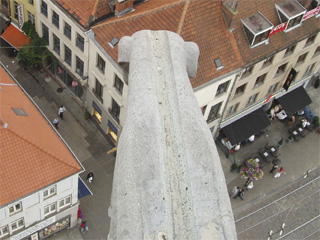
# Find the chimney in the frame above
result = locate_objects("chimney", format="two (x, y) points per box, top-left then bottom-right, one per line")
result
(115, 0), (135, 17)
(221, 0), (239, 32)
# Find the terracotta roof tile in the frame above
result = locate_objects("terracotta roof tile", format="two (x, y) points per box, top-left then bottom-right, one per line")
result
(92, 0), (244, 88)
(232, 0), (320, 65)
(0, 67), (82, 206)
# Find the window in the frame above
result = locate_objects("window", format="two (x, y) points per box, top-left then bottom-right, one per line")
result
(304, 63), (315, 75)
(1, 0), (9, 10)
(41, 1), (48, 17)
(28, 0), (34, 5)
(207, 102), (222, 122)
(216, 80), (230, 96)
(111, 99), (120, 120)
(241, 12), (272, 47)
(53, 34), (60, 55)
(59, 196), (71, 209)
(43, 185), (56, 199)
(201, 105), (207, 115)
(247, 93), (258, 104)
(286, 15), (303, 30)
(0, 225), (9, 238)
(52, 11), (59, 28)
(276, 63), (287, 75)
(42, 23), (49, 44)
(65, 45), (71, 66)
(228, 103), (239, 114)
(254, 73), (266, 87)
(284, 44), (296, 56)
(314, 46), (320, 57)
(10, 218), (24, 232)
(44, 203), (56, 216)
(9, 202), (22, 215)
(235, 84), (247, 95)
(262, 55), (274, 67)
(64, 22), (71, 40)
(305, 34), (316, 46)
(268, 82), (279, 93)
(214, 58), (224, 70)
(76, 33), (84, 52)
(296, 52), (308, 65)
(76, 56), (84, 77)
(14, 1), (18, 19)
(97, 54), (105, 73)
(241, 66), (253, 78)
(114, 75), (123, 95)
(95, 79), (103, 101)
(27, 11), (35, 24)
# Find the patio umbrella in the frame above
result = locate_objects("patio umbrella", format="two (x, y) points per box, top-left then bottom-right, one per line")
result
(272, 159), (281, 165)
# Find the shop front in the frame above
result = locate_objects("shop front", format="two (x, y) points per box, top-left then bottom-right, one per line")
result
(107, 120), (118, 143)
(11, 216), (70, 240)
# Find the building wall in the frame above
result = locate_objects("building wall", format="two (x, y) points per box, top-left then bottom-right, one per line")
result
(0, 174), (79, 239)
(9, 0), (37, 29)
(224, 32), (320, 123)
(36, 0), (89, 98)
(85, 31), (128, 144)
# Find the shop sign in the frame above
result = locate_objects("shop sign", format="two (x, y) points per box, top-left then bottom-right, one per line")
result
(17, 5), (24, 29)
(283, 68), (297, 91)
(11, 216), (55, 240)
(269, 22), (287, 37)
(265, 94), (274, 103)
(302, 6), (320, 21)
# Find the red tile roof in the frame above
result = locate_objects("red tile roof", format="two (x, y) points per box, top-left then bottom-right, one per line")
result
(92, 0), (244, 88)
(56, 0), (112, 27)
(231, 0), (320, 66)
(0, 67), (82, 206)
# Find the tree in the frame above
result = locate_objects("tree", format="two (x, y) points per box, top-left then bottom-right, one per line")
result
(16, 21), (52, 70)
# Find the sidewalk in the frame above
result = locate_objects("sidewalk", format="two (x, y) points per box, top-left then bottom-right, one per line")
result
(1, 48), (319, 239)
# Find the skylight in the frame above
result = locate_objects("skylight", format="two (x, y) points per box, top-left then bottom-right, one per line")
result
(12, 108), (27, 116)
(214, 58), (224, 70)
(108, 37), (119, 48)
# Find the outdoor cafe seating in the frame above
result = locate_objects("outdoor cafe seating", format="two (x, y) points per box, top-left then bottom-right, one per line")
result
(258, 147), (273, 163)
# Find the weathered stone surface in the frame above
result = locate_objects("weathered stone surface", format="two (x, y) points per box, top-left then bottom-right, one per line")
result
(108, 30), (236, 240)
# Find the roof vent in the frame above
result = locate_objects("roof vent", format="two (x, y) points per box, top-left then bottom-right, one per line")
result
(108, 37), (119, 48)
(4, 123), (8, 128)
(12, 108), (28, 116)
(214, 58), (224, 70)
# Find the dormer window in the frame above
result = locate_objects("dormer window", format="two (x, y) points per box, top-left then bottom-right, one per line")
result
(276, 0), (306, 32)
(241, 12), (273, 48)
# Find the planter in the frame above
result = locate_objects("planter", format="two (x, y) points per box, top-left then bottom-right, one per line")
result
(231, 163), (238, 172)
(287, 136), (294, 143)
(278, 138), (284, 149)
(84, 111), (90, 120)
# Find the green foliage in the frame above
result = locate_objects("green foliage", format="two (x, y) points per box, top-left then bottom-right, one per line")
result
(16, 22), (49, 70)
(231, 163), (238, 171)
(278, 138), (284, 145)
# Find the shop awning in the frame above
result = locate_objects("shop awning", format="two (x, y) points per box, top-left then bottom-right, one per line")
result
(277, 86), (312, 116)
(78, 177), (93, 199)
(222, 108), (271, 145)
(0, 24), (30, 51)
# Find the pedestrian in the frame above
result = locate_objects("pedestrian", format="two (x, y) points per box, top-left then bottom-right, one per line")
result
(246, 179), (253, 191)
(58, 106), (66, 120)
(87, 172), (94, 183)
(274, 167), (284, 178)
(244, 177), (252, 187)
(231, 186), (240, 197)
(269, 164), (278, 174)
(80, 220), (89, 232)
(233, 188), (244, 200)
(53, 117), (59, 129)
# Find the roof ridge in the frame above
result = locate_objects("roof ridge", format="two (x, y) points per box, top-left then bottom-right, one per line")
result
(177, 0), (191, 35)
(93, 0), (184, 29)
(91, 0), (100, 17)
(3, 127), (81, 172)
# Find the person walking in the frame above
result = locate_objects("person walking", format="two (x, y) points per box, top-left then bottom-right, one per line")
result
(274, 167), (284, 178)
(233, 188), (244, 200)
(231, 186), (240, 197)
(53, 117), (59, 129)
(58, 106), (66, 120)
(80, 220), (89, 233)
(246, 180), (253, 191)
(87, 172), (94, 183)
(269, 164), (278, 174)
